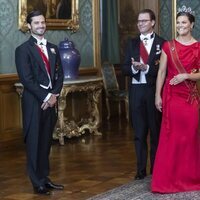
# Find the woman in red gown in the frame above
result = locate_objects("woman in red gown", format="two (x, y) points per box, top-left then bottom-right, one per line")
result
(151, 10), (200, 193)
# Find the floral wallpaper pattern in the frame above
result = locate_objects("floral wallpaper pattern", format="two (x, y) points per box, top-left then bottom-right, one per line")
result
(159, 0), (172, 40)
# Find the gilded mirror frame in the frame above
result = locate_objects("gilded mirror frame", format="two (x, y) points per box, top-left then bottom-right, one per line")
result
(79, 0), (101, 74)
(18, 0), (79, 32)
(172, 0), (177, 38)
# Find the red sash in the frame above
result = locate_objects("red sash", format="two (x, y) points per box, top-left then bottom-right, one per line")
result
(168, 40), (199, 104)
(36, 45), (51, 76)
(140, 41), (149, 64)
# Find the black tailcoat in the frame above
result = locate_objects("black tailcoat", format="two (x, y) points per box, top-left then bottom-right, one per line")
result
(122, 33), (165, 174)
(15, 36), (64, 187)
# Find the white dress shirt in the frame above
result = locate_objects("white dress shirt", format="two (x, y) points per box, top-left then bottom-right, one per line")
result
(131, 32), (155, 84)
(33, 36), (52, 102)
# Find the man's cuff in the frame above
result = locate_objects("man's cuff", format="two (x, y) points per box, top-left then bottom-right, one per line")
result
(43, 93), (52, 102)
(131, 65), (139, 74)
(144, 64), (150, 74)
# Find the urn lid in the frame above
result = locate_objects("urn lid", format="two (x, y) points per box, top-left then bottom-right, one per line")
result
(59, 38), (75, 49)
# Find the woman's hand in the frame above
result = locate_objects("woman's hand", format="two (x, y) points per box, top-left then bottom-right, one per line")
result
(155, 95), (162, 112)
(169, 73), (188, 85)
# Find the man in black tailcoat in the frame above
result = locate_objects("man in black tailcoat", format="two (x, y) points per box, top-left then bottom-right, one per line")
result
(15, 10), (64, 195)
(121, 9), (165, 180)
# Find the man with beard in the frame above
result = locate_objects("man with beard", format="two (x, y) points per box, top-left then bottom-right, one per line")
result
(15, 10), (64, 195)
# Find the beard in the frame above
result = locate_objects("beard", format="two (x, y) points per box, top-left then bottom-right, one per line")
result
(31, 28), (46, 37)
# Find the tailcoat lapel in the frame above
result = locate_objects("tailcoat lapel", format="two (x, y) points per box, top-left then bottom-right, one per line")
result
(28, 36), (48, 75)
(134, 37), (141, 61)
(148, 34), (158, 64)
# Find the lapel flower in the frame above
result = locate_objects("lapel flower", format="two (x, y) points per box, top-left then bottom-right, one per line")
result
(50, 48), (56, 54)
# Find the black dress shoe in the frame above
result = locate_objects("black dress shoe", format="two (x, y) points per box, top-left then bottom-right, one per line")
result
(45, 181), (64, 190)
(33, 186), (51, 195)
(134, 173), (146, 180)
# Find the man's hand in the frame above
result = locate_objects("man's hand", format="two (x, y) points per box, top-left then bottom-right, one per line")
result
(140, 63), (148, 71)
(41, 101), (50, 110)
(155, 95), (162, 112)
(47, 94), (58, 107)
(41, 94), (59, 110)
(131, 57), (147, 71)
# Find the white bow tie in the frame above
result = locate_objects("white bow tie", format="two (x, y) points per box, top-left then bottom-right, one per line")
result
(37, 38), (47, 46)
(140, 33), (154, 41)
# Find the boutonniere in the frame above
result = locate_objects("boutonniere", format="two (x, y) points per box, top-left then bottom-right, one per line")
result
(50, 48), (56, 54)
(156, 44), (161, 55)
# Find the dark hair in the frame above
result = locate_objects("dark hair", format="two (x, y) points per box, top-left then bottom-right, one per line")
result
(26, 10), (44, 24)
(176, 12), (195, 23)
(137, 9), (156, 21)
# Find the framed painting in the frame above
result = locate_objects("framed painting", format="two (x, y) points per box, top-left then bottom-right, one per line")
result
(18, 0), (79, 32)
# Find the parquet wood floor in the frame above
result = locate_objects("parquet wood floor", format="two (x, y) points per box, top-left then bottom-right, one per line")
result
(0, 118), (139, 200)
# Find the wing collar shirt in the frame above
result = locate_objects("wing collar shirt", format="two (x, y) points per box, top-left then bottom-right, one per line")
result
(131, 32), (155, 84)
(33, 36), (52, 102)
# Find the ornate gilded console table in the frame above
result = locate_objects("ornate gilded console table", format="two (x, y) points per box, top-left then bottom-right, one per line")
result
(14, 76), (103, 145)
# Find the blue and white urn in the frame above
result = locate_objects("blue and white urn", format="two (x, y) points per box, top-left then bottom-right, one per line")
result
(58, 38), (81, 79)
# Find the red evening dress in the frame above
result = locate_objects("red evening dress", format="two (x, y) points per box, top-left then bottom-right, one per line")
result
(151, 40), (200, 193)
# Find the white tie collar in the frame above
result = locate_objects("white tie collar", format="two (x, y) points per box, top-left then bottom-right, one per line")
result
(140, 33), (155, 41)
(37, 38), (47, 46)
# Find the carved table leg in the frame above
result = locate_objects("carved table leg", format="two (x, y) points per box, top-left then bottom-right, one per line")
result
(79, 86), (102, 135)
(90, 87), (102, 135)
(55, 88), (69, 145)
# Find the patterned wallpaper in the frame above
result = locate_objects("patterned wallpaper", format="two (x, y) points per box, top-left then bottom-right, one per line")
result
(159, 0), (172, 40)
(0, 0), (93, 74)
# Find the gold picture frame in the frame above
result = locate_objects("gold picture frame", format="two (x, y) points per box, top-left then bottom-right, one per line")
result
(80, 0), (101, 73)
(172, 0), (177, 38)
(18, 0), (79, 32)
